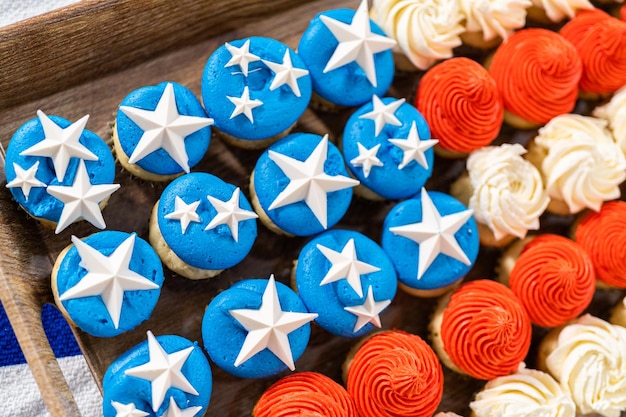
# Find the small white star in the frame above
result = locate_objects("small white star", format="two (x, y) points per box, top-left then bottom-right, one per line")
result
(111, 401), (149, 417)
(5, 161), (46, 200)
(119, 83), (214, 173)
(350, 142), (384, 178)
(389, 188), (473, 280)
(344, 286), (391, 332)
(164, 196), (201, 234)
(262, 50), (310, 97)
(388, 121), (438, 170)
(224, 39), (261, 76)
(20, 110), (98, 182)
(268, 134), (359, 229)
(359, 96), (405, 136)
(316, 238), (381, 298)
(162, 397), (202, 417)
(227, 86), (263, 123)
(46, 160), (120, 234)
(205, 187), (258, 242)
(320, 0), (396, 87)
(229, 275), (318, 370)
(125, 331), (199, 412)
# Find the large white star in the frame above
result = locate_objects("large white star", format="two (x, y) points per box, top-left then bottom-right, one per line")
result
(224, 39), (261, 76)
(316, 238), (380, 298)
(162, 397), (202, 417)
(20, 110), (98, 182)
(359, 96), (405, 136)
(164, 196), (201, 234)
(388, 121), (438, 170)
(5, 161), (46, 200)
(119, 83), (213, 173)
(389, 188), (473, 280)
(125, 331), (199, 412)
(344, 286), (391, 332)
(262, 50), (310, 97)
(229, 275), (318, 370)
(111, 401), (149, 417)
(267, 134), (359, 229)
(350, 142), (383, 178)
(320, 0), (396, 87)
(46, 160), (120, 234)
(227, 86), (263, 123)
(205, 187), (258, 242)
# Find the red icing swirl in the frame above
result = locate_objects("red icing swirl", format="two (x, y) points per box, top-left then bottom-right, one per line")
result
(253, 372), (358, 417)
(416, 57), (503, 154)
(621, 4), (626, 22)
(489, 28), (582, 125)
(575, 201), (626, 288)
(346, 331), (443, 417)
(510, 234), (596, 327)
(440, 280), (531, 380)
(560, 10), (626, 95)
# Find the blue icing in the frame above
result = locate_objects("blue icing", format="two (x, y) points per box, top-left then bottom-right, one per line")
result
(342, 97), (435, 200)
(253, 133), (354, 236)
(298, 8), (394, 107)
(295, 229), (397, 338)
(201, 37), (312, 141)
(115, 81), (211, 175)
(201, 278), (312, 379)
(55, 231), (164, 337)
(381, 191), (479, 291)
(156, 172), (257, 270)
(4, 115), (116, 223)
(102, 333), (212, 417)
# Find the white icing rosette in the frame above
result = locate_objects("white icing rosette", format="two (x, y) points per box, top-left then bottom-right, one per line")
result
(529, 0), (594, 22)
(458, 0), (531, 41)
(593, 86), (626, 157)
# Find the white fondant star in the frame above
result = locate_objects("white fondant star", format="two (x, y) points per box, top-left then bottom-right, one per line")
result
(268, 134), (359, 229)
(389, 188), (473, 280)
(227, 86), (263, 123)
(59, 234), (159, 329)
(229, 274), (318, 370)
(165, 196), (201, 234)
(111, 401), (149, 417)
(119, 83), (213, 173)
(262, 50), (309, 97)
(224, 39), (261, 76)
(205, 187), (258, 242)
(359, 96), (405, 136)
(316, 238), (380, 298)
(46, 160), (120, 234)
(344, 286), (391, 332)
(320, 0), (396, 87)
(5, 161), (46, 200)
(350, 142), (383, 178)
(163, 397), (202, 417)
(19, 110), (98, 182)
(388, 121), (438, 170)
(125, 331), (199, 412)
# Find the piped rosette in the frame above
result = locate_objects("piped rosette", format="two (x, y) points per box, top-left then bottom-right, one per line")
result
(593, 85), (626, 156)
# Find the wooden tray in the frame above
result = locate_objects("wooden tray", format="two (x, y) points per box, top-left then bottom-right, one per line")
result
(1, 1), (624, 416)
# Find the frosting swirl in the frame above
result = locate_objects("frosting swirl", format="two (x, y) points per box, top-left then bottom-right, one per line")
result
(346, 330), (444, 417)
(459, 0), (531, 41)
(416, 57), (503, 154)
(529, 0), (594, 22)
(489, 28), (582, 126)
(593, 85), (626, 156)
(621, 4), (626, 22)
(509, 234), (595, 327)
(440, 280), (532, 380)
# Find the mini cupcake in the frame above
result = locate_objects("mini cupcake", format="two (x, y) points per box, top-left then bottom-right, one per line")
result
(429, 280), (532, 380)
(250, 133), (359, 236)
(593, 85), (626, 156)
(4, 110), (119, 234)
(201, 37), (311, 149)
(610, 296), (626, 328)
(458, 0), (531, 49)
(113, 81), (213, 181)
(341, 95), (437, 200)
(526, 0), (593, 23)
(149, 172), (257, 279)
(381, 188), (479, 297)
(52, 231), (164, 337)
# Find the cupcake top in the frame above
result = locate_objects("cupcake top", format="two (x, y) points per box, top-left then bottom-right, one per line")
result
(593, 85), (626, 155)
(346, 330), (444, 417)
(529, 0), (593, 22)
(458, 0), (531, 41)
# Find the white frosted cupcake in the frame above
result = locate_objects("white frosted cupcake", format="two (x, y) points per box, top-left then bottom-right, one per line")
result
(526, 0), (594, 23)
(458, 0), (532, 48)
(593, 85), (626, 157)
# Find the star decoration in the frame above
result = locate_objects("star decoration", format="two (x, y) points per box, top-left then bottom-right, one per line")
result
(388, 121), (438, 170)
(111, 401), (149, 417)
(125, 331), (199, 412)
(224, 39), (261, 76)
(163, 397), (202, 417)
(227, 86), (263, 123)
(320, 0), (396, 87)
(46, 160), (120, 234)
(268, 134), (359, 229)
(5, 161), (46, 200)
(20, 110), (98, 182)
(165, 196), (201, 234)
(205, 187), (258, 242)
(359, 95), (405, 136)
(389, 188), (473, 280)
(316, 238), (380, 298)
(229, 274), (318, 370)
(262, 50), (309, 97)
(344, 286), (391, 332)
(350, 142), (383, 178)
(119, 83), (214, 173)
